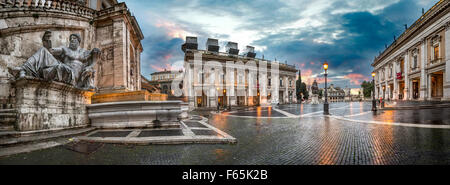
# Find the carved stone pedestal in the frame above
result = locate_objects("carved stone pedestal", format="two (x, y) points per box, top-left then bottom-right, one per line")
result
(310, 94), (320, 105)
(14, 77), (95, 131)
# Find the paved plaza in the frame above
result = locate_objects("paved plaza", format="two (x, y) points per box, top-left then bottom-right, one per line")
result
(0, 102), (449, 165)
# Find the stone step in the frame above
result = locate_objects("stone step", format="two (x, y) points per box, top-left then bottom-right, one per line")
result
(0, 125), (14, 132)
(0, 109), (16, 113)
(0, 127), (96, 147)
(1, 104), (15, 109)
(0, 109), (17, 126)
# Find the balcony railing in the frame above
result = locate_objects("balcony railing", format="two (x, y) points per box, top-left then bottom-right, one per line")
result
(0, 0), (96, 18)
(429, 57), (443, 66)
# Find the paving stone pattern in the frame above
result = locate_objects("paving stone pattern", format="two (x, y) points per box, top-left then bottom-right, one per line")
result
(137, 129), (184, 137)
(0, 102), (448, 165)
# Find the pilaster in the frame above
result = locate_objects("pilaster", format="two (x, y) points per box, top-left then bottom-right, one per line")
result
(420, 38), (427, 100)
(404, 53), (410, 100)
(444, 21), (450, 100)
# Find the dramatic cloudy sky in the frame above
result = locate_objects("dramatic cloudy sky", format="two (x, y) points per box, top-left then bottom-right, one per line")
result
(120, 0), (438, 88)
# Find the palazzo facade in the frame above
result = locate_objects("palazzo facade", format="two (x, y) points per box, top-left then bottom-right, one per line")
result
(372, 0), (450, 101)
(181, 37), (297, 109)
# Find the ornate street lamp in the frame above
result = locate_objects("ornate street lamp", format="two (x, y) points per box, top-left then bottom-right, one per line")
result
(323, 62), (329, 115)
(223, 89), (227, 109)
(372, 72), (377, 112)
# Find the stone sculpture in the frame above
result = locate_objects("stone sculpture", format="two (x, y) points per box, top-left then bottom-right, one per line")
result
(311, 80), (319, 95)
(310, 80), (320, 104)
(9, 31), (100, 90)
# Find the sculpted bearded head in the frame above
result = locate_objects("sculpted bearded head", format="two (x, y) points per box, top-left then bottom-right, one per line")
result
(69, 33), (82, 50)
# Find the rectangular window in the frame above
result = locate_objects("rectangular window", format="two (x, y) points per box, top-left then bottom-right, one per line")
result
(268, 79), (271, 86)
(434, 45), (439, 60)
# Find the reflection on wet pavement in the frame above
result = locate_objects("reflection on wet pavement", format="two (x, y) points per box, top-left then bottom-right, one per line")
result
(0, 102), (448, 165)
(332, 103), (450, 125)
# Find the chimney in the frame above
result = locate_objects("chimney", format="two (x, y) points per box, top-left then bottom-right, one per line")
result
(181, 36), (198, 52)
(206, 38), (219, 52)
(226, 42), (239, 55)
(244, 46), (256, 58)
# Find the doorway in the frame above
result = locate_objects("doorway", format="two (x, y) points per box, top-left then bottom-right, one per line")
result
(412, 79), (420, 100)
(431, 72), (443, 98)
(399, 82), (405, 100)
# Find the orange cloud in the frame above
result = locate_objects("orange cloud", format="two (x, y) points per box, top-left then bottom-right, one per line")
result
(315, 77), (332, 85)
(163, 54), (172, 62)
(343, 73), (369, 85)
(155, 20), (188, 40)
(297, 69), (319, 85)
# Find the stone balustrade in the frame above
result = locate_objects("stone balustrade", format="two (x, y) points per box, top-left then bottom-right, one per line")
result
(0, 0), (96, 18)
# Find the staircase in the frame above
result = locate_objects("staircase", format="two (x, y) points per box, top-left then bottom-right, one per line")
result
(0, 103), (16, 132)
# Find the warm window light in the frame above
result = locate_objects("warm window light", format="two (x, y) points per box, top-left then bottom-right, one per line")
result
(372, 72), (376, 77)
(323, 62), (329, 70)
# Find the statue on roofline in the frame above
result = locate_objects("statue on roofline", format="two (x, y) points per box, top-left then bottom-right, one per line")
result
(9, 30), (100, 90)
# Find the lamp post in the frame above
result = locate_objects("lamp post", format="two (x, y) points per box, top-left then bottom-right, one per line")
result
(217, 87), (220, 113)
(372, 72), (377, 112)
(223, 89), (227, 109)
(323, 62), (329, 115)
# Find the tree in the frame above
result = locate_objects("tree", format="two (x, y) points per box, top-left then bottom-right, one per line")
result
(361, 81), (374, 98)
(301, 82), (309, 100)
(296, 70), (310, 101)
(296, 70), (302, 101)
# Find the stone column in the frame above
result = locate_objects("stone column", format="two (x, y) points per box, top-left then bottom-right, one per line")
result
(185, 64), (195, 109)
(420, 38), (428, 100)
(209, 88), (216, 108)
(404, 53), (410, 100)
(271, 63), (280, 105)
(284, 76), (289, 103)
(444, 22), (450, 100)
(393, 61), (398, 100)
(385, 66), (389, 99)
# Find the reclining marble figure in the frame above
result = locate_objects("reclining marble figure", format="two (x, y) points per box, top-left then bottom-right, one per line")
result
(10, 31), (100, 90)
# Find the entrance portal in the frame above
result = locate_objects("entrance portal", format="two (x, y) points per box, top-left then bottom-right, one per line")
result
(431, 72), (444, 98)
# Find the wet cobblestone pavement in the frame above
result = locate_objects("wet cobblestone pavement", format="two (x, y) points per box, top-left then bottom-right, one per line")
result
(0, 102), (448, 165)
